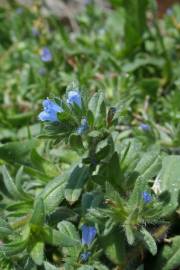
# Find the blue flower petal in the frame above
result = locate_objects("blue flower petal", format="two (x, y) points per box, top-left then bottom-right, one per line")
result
(81, 225), (96, 246)
(67, 91), (81, 107)
(39, 99), (63, 122)
(77, 117), (88, 135)
(142, 191), (152, 203)
(40, 47), (52, 62)
(140, 123), (150, 131)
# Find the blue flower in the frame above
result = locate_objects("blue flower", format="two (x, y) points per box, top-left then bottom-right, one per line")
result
(77, 118), (88, 135)
(80, 251), (91, 262)
(40, 47), (52, 62)
(39, 98), (63, 122)
(140, 123), (150, 132)
(81, 225), (96, 246)
(142, 192), (152, 203)
(67, 91), (82, 107)
(32, 27), (40, 37)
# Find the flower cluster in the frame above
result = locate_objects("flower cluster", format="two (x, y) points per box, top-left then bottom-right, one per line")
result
(39, 91), (82, 122)
(39, 91), (88, 135)
(39, 99), (63, 122)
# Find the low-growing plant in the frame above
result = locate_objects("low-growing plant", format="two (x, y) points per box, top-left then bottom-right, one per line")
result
(0, 0), (180, 269)
(0, 84), (179, 269)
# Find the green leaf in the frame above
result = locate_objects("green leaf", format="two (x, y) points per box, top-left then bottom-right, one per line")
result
(65, 165), (89, 204)
(57, 221), (81, 258)
(153, 236), (180, 270)
(124, 223), (135, 245)
(140, 228), (157, 255)
(123, 0), (148, 54)
(43, 226), (80, 247)
(69, 134), (84, 151)
(95, 137), (113, 161)
(41, 173), (68, 213)
(108, 152), (122, 188)
(93, 262), (109, 270)
(30, 242), (44, 265)
(0, 240), (27, 256)
(7, 112), (34, 127)
(139, 78), (160, 98)
(30, 198), (45, 226)
(120, 139), (142, 173)
(88, 92), (106, 128)
(159, 156), (180, 215)
(87, 110), (94, 127)
(0, 139), (37, 166)
(64, 263), (75, 270)
(44, 261), (59, 270)
(128, 177), (147, 208)
(47, 207), (78, 225)
(31, 149), (59, 178)
(81, 192), (103, 215)
(1, 165), (24, 200)
(14, 166), (32, 200)
(133, 149), (161, 181)
(100, 227), (126, 265)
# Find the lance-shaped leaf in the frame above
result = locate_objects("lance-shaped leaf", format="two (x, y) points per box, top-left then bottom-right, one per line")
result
(0, 239), (28, 256)
(30, 198), (45, 226)
(133, 149), (161, 182)
(1, 165), (25, 200)
(124, 223), (135, 246)
(15, 166), (33, 200)
(0, 139), (37, 166)
(88, 92), (106, 128)
(123, 0), (148, 54)
(81, 192), (103, 215)
(40, 173), (68, 213)
(31, 149), (59, 178)
(139, 227), (157, 255)
(43, 226), (80, 247)
(159, 156), (180, 215)
(57, 221), (81, 258)
(93, 262), (109, 270)
(47, 207), (78, 225)
(65, 165), (89, 204)
(69, 134), (84, 152)
(100, 227), (126, 265)
(128, 177), (147, 208)
(30, 241), (44, 265)
(44, 261), (59, 270)
(107, 152), (122, 188)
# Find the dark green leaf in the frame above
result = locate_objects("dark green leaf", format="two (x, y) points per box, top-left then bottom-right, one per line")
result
(65, 165), (89, 204)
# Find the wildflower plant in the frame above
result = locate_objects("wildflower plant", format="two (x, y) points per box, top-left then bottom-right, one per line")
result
(0, 1), (180, 270)
(0, 81), (179, 269)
